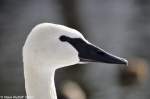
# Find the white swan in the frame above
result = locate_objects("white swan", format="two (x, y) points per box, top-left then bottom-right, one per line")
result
(23, 23), (127, 99)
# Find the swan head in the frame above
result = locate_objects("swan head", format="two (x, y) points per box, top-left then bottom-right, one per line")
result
(23, 23), (127, 69)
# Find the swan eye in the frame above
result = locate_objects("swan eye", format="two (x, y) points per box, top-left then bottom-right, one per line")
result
(59, 35), (68, 42)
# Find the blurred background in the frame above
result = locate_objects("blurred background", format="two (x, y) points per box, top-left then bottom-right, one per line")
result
(0, 0), (150, 99)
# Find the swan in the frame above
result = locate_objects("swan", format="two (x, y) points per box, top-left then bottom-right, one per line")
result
(23, 23), (127, 99)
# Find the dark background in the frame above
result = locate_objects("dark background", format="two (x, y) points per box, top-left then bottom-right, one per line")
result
(0, 0), (150, 99)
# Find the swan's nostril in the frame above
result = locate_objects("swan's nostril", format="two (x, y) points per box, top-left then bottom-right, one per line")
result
(96, 51), (105, 56)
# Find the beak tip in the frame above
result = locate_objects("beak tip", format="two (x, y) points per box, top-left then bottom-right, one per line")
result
(121, 58), (128, 65)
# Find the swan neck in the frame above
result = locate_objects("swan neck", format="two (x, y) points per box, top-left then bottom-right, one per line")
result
(24, 65), (57, 99)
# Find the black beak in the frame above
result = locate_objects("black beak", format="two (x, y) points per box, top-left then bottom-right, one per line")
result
(59, 35), (128, 65)
(79, 44), (128, 65)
